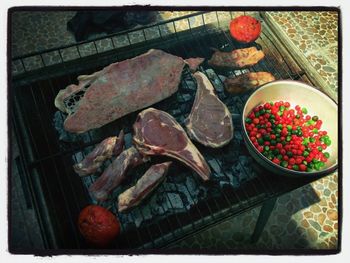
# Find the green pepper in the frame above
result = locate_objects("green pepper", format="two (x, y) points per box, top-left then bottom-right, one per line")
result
(259, 109), (265, 115)
(292, 164), (299, 170)
(312, 128), (318, 134)
(245, 118), (252, 124)
(287, 151), (293, 157)
(270, 140), (277, 146)
(287, 125), (292, 131)
(310, 137), (316, 143)
(302, 151), (309, 157)
(325, 139), (332, 146)
(264, 146), (270, 152)
(306, 167), (313, 172)
(277, 154), (283, 160)
(317, 146), (323, 152)
(258, 138), (264, 145)
(281, 161), (288, 168)
(302, 107), (308, 114)
(280, 105), (285, 112)
(323, 152), (330, 158)
(296, 114), (300, 119)
(286, 136), (291, 142)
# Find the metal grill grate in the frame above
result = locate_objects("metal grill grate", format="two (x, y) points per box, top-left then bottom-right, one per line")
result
(12, 11), (317, 250)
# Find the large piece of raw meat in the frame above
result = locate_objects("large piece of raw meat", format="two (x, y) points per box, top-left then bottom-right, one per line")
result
(185, 72), (233, 148)
(55, 49), (203, 133)
(133, 108), (211, 181)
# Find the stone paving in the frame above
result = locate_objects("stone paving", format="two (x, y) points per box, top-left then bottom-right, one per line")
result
(10, 10), (339, 251)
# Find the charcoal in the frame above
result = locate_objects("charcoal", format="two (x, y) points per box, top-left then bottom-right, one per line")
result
(177, 93), (192, 103)
(124, 132), (133, 148)
(208, 159), (222, 175)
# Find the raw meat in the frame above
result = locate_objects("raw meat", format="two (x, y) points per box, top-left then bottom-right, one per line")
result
(185, 72), (233, 148)
(89, 146), (149, 201)
(133, 108), (211, 181)
(208, 47), (264, 69)
(55, 49), (191, 133)
(224, 72), (275, 94)
(184, 57), (205, 72)
(73, 130), (125, 176)
(118, 161), (172, 212)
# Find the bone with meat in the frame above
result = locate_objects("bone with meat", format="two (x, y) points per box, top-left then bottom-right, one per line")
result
(55, 49), (204, 133)
(185, 72), (233, 148)
(89, 146), (149, 201)
(208, 47), (264, 69)
(118, 161), (172, 212)
(224, 72), (276, 94)
(133, 108), (211, 181)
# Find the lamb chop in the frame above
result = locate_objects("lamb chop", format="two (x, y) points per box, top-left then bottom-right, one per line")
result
(118, 161), (172, 212)
(185, 72), (233, 148)
(133, 108), (211, 181)
(55, 49), (204, 133)
(89, 146), (149, 201)
(208, 47), (264, 69)
(224, 72), (275, 94)
(73, 130), (125, 176)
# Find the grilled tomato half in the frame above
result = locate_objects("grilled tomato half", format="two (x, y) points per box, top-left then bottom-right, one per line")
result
(229, 15), (261, 43)
(78, 205), (120, 247)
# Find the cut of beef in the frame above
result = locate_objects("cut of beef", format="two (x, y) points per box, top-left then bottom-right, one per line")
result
(118, 161), (172, 212)
(185, 72), (233, 148)
(89, 146), (149, 201)
(208, 47), (264, 69)
(133, 108), (211, 181)
(224, 72), (275, 94)
(73, 130), (125, 176)
(55, 49), (196, 133)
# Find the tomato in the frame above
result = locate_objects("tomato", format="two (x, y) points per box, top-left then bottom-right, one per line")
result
(229, 15), (261, 43)
(78, 205), (121, 247)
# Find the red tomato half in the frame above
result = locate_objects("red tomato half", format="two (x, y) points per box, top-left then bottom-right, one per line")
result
(229, 15), (262, 43)
(78, 205), (121, 247)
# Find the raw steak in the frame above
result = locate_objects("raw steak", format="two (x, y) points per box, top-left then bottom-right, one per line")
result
(224, 72), (275, 94)
(133, 108), (211, 181)
(73, 130), (125, 176)
(208, 47), (264, 69)
(89, 146), (149, 201)
(185, 72), (233, 148)
(55, 49), (199, 133)
(118, 161), (172, 212)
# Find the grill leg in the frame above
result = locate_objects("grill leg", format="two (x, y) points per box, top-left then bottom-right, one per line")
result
(250, 197), (277, 243)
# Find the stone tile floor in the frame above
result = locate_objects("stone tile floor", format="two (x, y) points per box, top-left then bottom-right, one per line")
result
(9, 10), (339, 251)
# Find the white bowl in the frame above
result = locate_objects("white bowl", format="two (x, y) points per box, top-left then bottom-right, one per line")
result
(241, 80), (338, 177)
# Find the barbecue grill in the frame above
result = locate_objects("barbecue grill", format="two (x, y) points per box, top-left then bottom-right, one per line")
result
(10, 10), (338, 252)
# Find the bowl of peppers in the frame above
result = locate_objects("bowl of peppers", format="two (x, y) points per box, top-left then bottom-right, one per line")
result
(242, 80), (338, 177)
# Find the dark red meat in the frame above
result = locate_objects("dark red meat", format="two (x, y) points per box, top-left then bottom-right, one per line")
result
(133, 108), (211, 181)
(89, 146), (149, 201)
(185, 72), (233, 148)
(118, 161), (172, 212)
(73, 130), (125, 176)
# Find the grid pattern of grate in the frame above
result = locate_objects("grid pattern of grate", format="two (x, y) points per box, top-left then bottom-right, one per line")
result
(12, 12), (316, 250)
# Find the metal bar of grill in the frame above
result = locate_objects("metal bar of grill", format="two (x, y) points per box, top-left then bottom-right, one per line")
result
(11, 11), (320, 250)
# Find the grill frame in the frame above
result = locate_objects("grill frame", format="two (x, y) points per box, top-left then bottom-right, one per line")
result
(10, 11), (331, 252)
